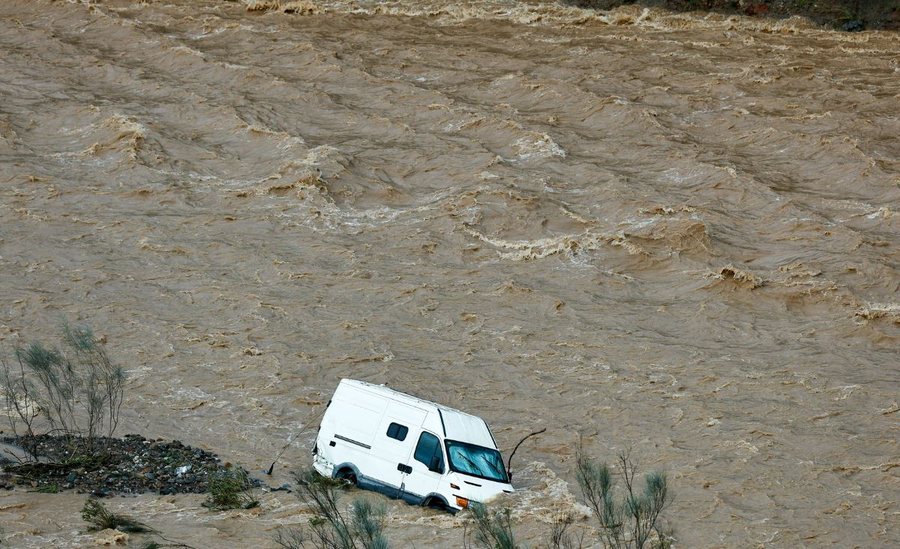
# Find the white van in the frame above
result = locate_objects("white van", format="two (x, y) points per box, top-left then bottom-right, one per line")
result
(312, 379), (513, 512)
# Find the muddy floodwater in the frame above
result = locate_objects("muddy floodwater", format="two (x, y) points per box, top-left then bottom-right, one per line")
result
(1, 0), (898, 546)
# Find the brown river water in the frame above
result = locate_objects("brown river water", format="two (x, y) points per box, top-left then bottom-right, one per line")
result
(1, 0), (898, 546)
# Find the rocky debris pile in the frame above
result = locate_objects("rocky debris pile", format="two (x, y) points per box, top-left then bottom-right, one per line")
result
(0, 434), (256, 497)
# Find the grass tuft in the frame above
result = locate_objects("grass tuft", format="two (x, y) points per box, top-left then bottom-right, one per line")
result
(33, 482), (60, 494)
(81, 498), (153, 533)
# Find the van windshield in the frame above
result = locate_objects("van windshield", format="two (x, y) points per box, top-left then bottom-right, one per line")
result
(445, 440), (509, 483)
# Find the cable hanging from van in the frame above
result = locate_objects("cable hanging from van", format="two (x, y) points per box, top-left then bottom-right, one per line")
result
(505, 428), (546, 480)
(266, 405), (327, 475)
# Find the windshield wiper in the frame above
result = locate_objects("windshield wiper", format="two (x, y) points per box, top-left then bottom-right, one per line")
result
(485, 460), (504, 477)
(455, 452), (481, 473)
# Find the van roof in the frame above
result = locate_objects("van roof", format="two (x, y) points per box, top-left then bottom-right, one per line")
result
(338, 379), (497, 449)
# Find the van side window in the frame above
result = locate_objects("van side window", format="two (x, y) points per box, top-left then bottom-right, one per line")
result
(413, 432), (444, 473)
(386, 422), (408, 441)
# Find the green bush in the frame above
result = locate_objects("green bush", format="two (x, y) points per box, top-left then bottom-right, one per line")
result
(1, 322), (125, 454)
(576, 450), (673, 549)
(203, 467), (259, 510)
(81, 500), (202, 549)
(467, 503), (520, 549)
(465, 450), (673, 549)
(81, 498), (152, 533)
(274, 469), (388, 549)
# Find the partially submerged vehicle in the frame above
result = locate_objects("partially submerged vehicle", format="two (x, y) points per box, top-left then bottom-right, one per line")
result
(312, 379), (513, 512)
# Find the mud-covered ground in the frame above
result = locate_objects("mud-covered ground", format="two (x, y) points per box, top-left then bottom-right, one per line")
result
(0, 0), (897, 547)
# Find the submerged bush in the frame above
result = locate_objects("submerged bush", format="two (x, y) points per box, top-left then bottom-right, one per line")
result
(546, 514), (585, 549)
(82, 499), (201, 549)
(576, 450), (673, 549)
(465, 449), (673, 549)
(274, 469), (389, 549)
(82, 498), (152, 533)
(466, 503), (520, 549)
(203, 467), (259, 510)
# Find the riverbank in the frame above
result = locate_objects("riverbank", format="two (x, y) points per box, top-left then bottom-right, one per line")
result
(562, 0), (900, 29)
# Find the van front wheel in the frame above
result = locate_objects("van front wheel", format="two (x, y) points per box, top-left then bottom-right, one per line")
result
(424, 497), (449, 512)
(336, 468), (358, 487)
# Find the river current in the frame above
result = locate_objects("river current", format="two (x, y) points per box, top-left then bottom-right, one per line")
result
(1, 1), (897, 546)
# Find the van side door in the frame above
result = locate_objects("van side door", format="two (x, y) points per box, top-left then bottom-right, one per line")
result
(399, 430), (445, 504)
(374, 403), (427, 498)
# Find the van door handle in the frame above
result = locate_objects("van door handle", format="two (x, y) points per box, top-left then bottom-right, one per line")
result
(397, 463), (412, 474)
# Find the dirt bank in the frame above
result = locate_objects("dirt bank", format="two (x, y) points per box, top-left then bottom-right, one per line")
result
(562, 0), (900, 29)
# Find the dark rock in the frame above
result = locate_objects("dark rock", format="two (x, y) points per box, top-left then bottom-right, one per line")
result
(842, 20), (865, 32)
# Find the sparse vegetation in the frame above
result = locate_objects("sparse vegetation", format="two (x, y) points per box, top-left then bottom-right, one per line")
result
(274, 469), (389, 549)
(81, 498), (153, 533)
(202, 467), (259, 510)
(546, 514), (584, 549)
(1, 354), (39, 457)
(1, 322), (125, 455)
(463, 449), (673, 549)
(33, 482), (60, 494)
(270, 454), (670, 549)
(81, 499), (201, 549)
(465, 503), (520, 549)
(576, 450), (673, 549)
